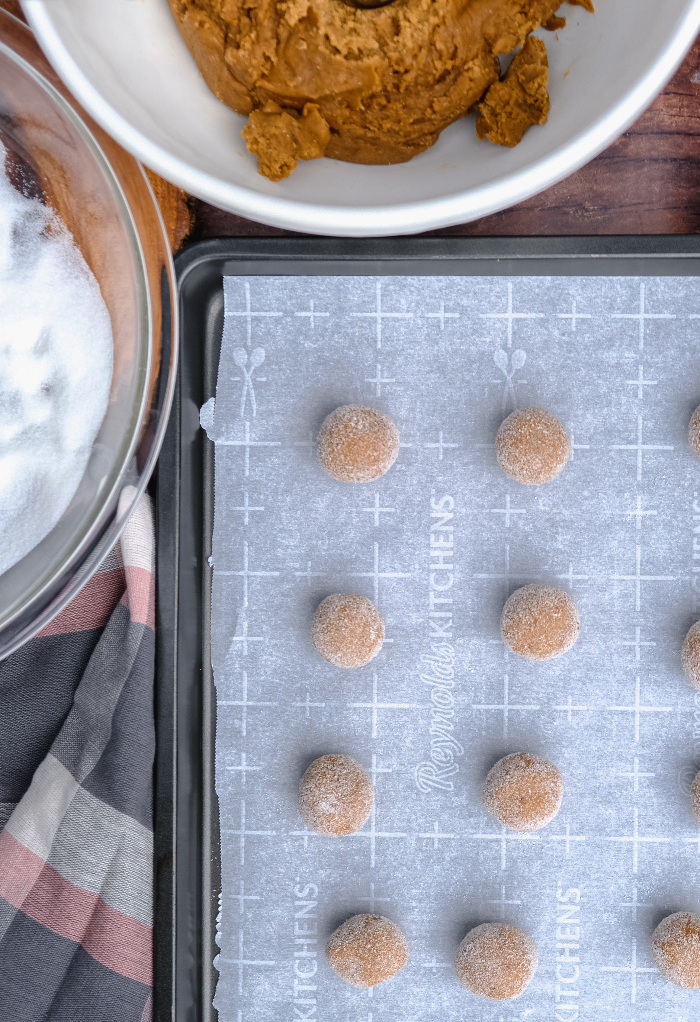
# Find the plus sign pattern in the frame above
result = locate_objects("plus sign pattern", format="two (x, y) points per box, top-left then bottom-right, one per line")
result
(209, 276), (700, 1021)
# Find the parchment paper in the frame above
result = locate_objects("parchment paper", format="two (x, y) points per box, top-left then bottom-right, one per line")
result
(206, 275), (700, 1022)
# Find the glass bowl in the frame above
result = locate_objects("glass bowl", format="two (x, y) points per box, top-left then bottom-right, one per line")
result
(0, 10), (177, 659)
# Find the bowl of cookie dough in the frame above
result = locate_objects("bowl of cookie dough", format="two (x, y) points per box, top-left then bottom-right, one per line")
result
(0, 10), (177, 658)
(22, 0), (700, 236)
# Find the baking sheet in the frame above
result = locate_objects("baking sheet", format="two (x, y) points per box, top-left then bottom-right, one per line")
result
(206, 273), (700, 1021)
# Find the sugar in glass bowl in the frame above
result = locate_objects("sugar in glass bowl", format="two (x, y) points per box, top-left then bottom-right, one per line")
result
(0, 11), (176, 658)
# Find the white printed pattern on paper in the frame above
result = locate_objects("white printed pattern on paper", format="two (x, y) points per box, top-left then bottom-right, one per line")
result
(213, 277), (697, 1018)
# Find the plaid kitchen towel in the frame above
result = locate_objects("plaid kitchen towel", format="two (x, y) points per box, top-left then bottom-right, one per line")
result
(0, 486), (155, 1022)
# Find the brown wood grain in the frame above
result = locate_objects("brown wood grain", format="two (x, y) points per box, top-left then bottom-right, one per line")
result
(187, 34), (700, 241)
(144, 168), (194, 254)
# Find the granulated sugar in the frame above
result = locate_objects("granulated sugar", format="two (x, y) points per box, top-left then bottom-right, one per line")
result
(500, 583), (580, 661)
(298, 753), (374, 836)
(325, 914), (409, 988)
(495, 406), (571, 485)
(454, 922), (538, 1000)
(0, 144), (112, 575)
(317, 405), (399, 483)
(651, 912), (700, 989)
(482, 752), (564, 832)
(311, 592), (384, 668)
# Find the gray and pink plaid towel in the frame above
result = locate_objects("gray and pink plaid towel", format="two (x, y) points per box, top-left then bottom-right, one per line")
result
(0, 488), (155, 1022)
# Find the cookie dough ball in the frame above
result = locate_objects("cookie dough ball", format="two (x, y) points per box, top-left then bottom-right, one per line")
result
(689, 405), (700, 458)
(483, 752), (564, 832)
(501, 584), (579, 661)
(496, 407), (571, 485)
(455, 922), (538, 1000)
(317, 405), (399, 483)
(298, 754), (374, 836)
(326, 914), (408, 988)
(651, 912), (700, 989)
(312, 593), (384, 668)
(691, 771), (700, 827)
(682, 621), (700, 690)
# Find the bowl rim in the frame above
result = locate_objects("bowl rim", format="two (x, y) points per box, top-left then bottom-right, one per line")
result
(0, 32), (153, 631)
(21, 0), (700, 236)
(0, 160), (176, 661)
(0, 8), (178, 659)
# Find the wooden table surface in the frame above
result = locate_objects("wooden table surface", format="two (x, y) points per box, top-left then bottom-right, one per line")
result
(5, 0), (700, 247)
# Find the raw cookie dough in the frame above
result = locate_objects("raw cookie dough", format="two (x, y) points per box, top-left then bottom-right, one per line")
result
(496, 407), (571, 484)
(691, 770), (700, 827)
(689, 404), (700, 458)
(455, 922), (538, 1000)
(317, 405), (399, 483)
(167, 0), (565, 179)
(476, 36), (549, 147)
(298, 754), (374, 835)
(483, 752), (564, 832)
(326, 914), (409, 987)
(501, 583), (580, 661)
(312, 593), (384, 667)
(651, 913), (700, 989)
(682, 620), (700, 689)
(242, 101), (330, 181)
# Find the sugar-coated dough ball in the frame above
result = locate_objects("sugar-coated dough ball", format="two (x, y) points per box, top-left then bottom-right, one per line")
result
(454, 922), (538, 1000)
(501, 584), (580, 661)
(326, 914), (409, 988)
(691, 771), (700, 827)
(312, 593), (384, 668)
(496, 407), (571, 485)
(298, 754), (374, 836)
(651, 912), (700, 989)
(689, 405), (700, 458)
(483, 752), (564, 832)
(682, 621), (700, 689)
(317, 405), (399, 483)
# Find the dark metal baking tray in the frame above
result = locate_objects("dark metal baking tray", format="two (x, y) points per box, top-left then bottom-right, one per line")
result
(154, 235), (700, 1022)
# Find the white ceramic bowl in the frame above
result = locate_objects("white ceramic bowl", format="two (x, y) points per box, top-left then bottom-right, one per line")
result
(22, 0), (700, 237)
